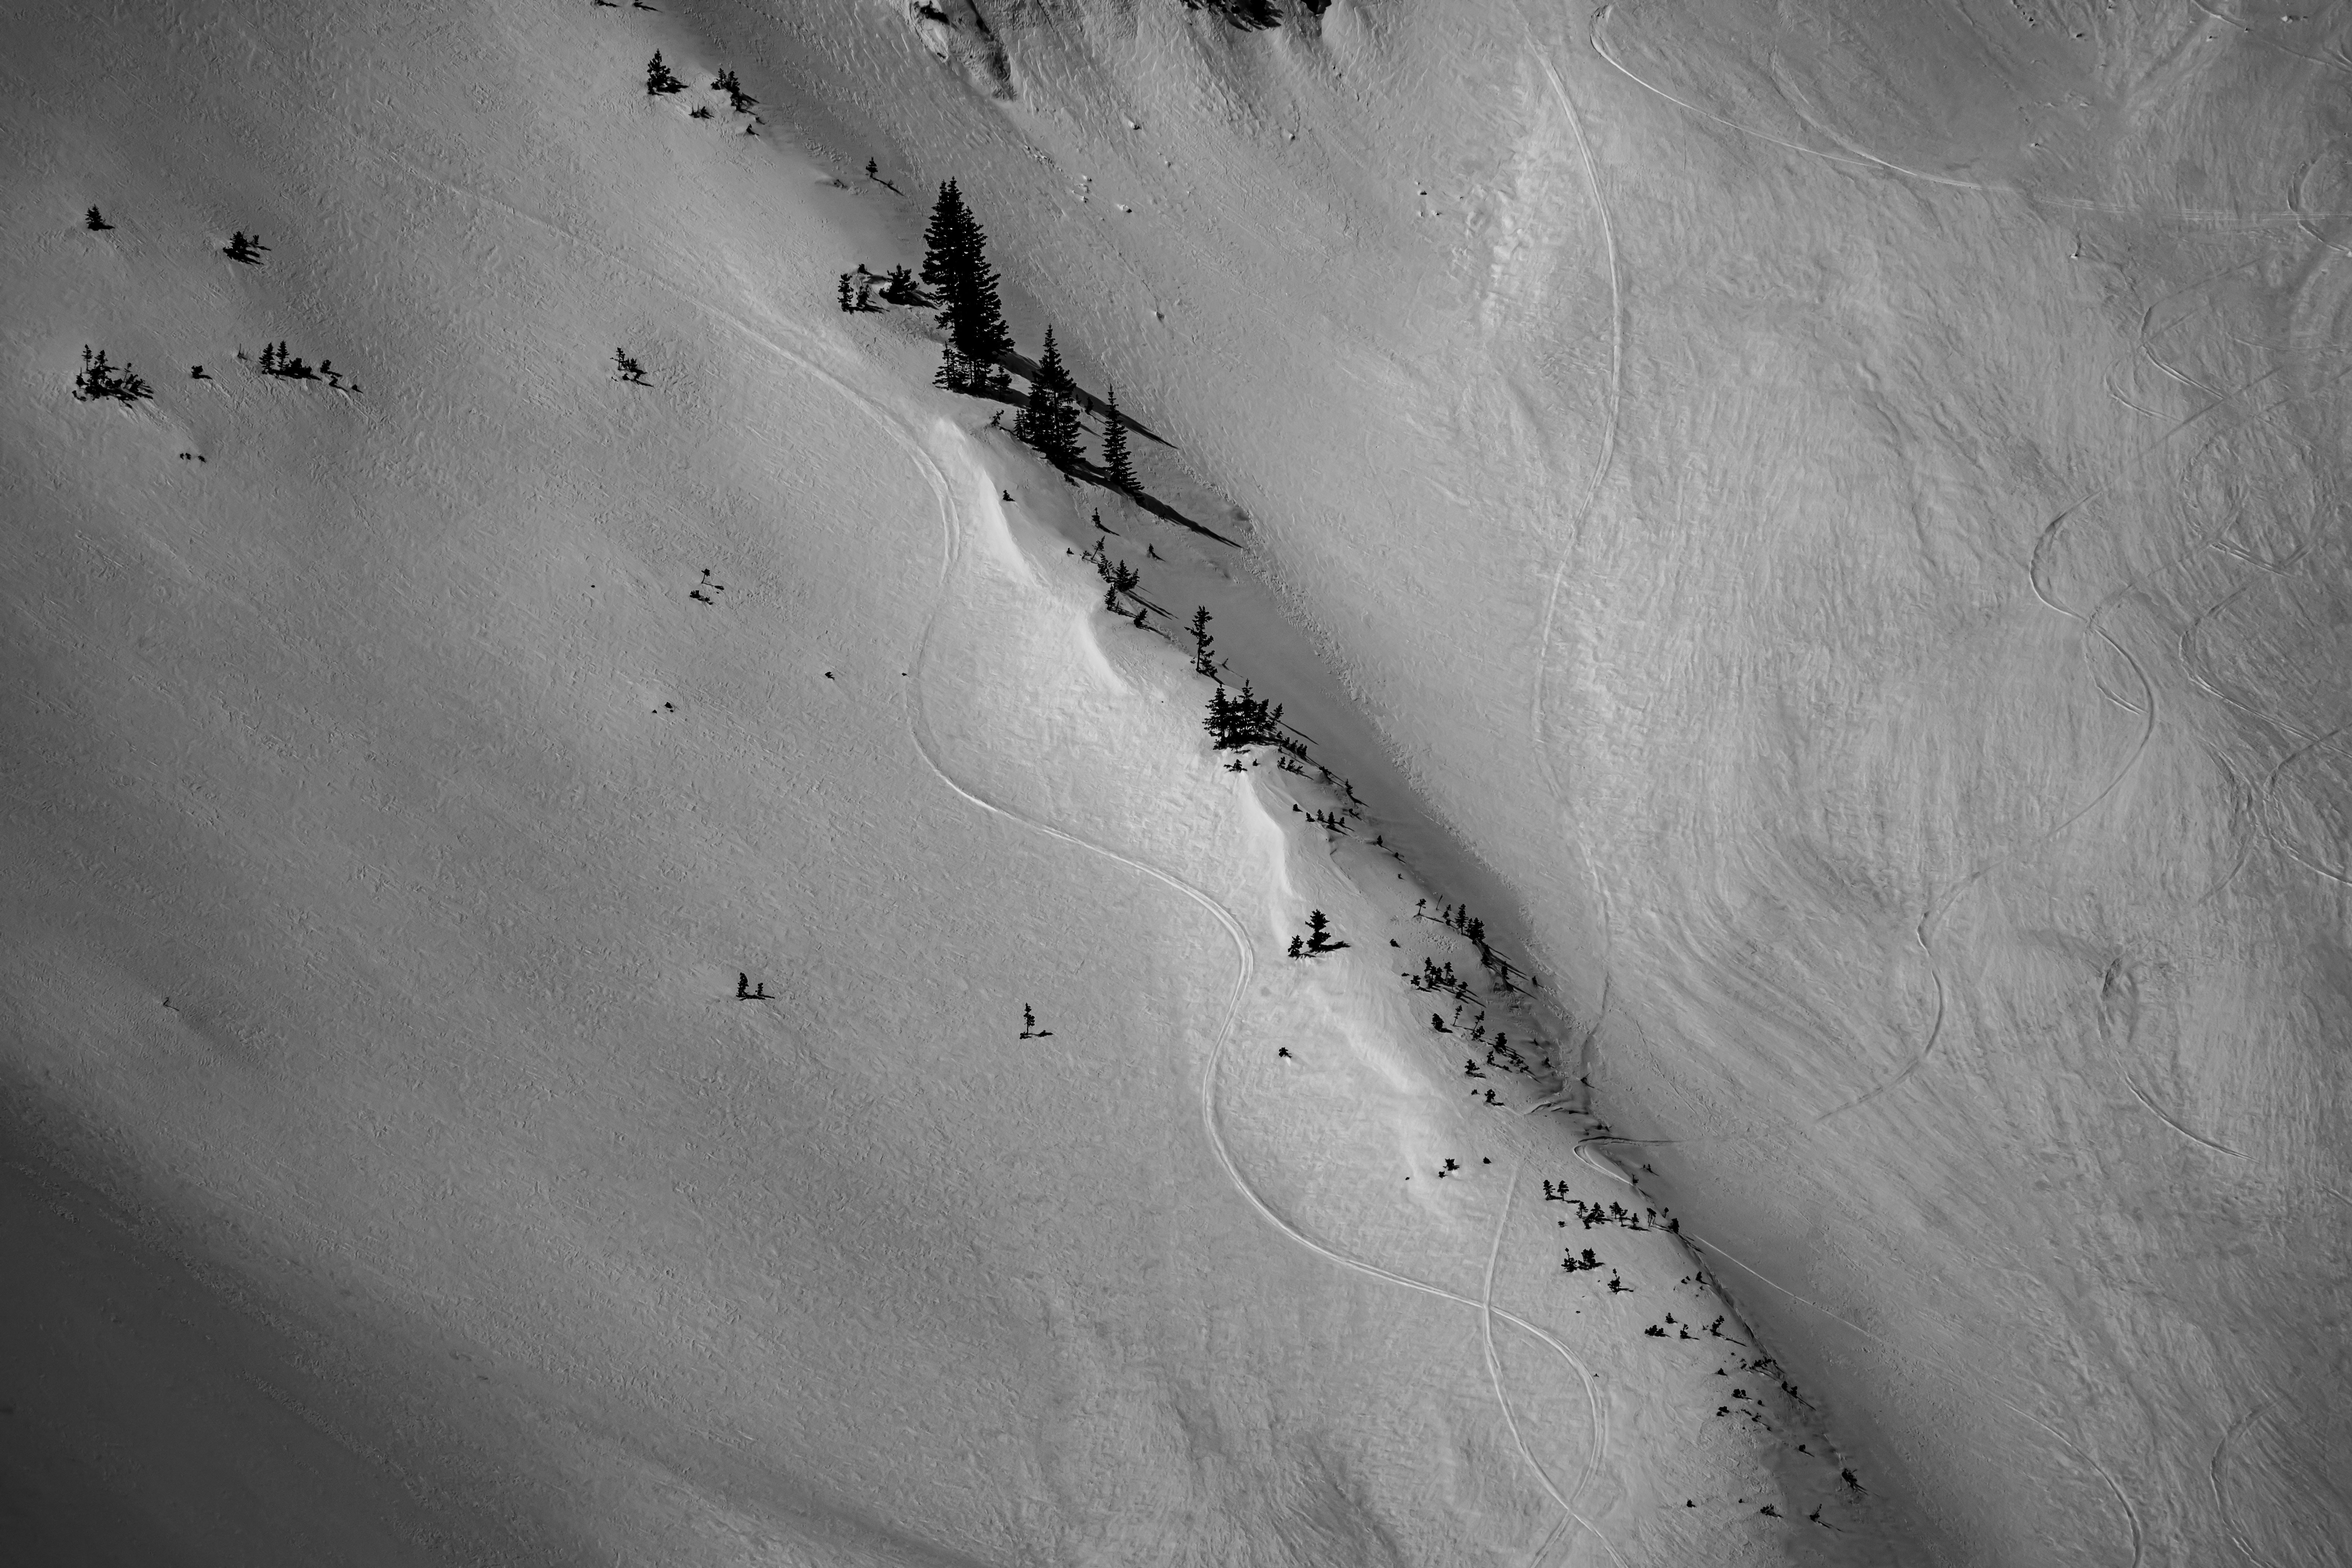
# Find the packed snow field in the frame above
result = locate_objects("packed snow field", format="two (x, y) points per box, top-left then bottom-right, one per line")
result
(4, 0), (2347, 1566)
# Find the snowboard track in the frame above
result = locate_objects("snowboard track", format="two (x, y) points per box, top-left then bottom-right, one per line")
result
(1507, 0), (1628, 1127)
(1685, 1233), (2145, 1568)
(2210, 1394), (2286, 1568)
(1588, 2), (2342, 227)
(287, 81), (1626, 1565)
(895, 442), (1627, 1565)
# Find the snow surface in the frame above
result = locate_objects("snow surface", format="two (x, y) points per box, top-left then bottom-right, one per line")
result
(5, 0), (2347, 1565)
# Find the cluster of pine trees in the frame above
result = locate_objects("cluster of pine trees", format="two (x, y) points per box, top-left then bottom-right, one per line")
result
(72, 346), (150, 403)
(711, 68), (756, 113)
(922, 180), (1013, 394)
(915, 179), (1145, 492)
(256, 340), (325, 380)
(1203, 680), (1286, 751)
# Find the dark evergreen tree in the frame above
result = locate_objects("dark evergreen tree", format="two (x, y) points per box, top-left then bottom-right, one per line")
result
(948, 221), (1012, 369)
(838, 273), (855, 312)
(881, 265), (916, 304)
(1187, 606), (1215, 678)
(922, 180), (1013, 380)
(1015, 325), (1082, 471)
(920, 180), (970, 297)
(934, 348), (978, 392)
(1100, 380), (1138, 491)
(645, 51), (684, 95)
(85, 206), (110, 231)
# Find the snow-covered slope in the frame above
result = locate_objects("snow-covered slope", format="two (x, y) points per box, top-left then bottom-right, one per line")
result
(0, 2), (1891, 1565)
(739, 1), (2351, 1564)
(11, 0), (2350, 1563)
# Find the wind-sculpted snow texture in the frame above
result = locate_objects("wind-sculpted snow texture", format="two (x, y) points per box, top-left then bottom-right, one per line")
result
(738, 0), (2352, 1564)
(0, 1), (1869, 1565)
(9, 0), (2350, 1563)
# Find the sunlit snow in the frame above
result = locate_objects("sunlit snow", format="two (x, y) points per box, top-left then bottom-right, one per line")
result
(4, 2), (2346, 1566)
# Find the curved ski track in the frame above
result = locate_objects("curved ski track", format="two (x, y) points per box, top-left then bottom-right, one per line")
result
(1507, 0), (1629, 1107)
(2210, 1395), (2287, 1568)
(1588, 3), (2340, 228)
(259, 68), (1623, 1566)
(895, 460), (1628, 1568)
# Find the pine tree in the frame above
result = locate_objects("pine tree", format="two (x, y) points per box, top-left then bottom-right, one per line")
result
(646, 51), (683, 95)
(950, 217), (1012, 368)
(1188, 606), (1215, 678)
(1305, 910), (1331, 951)
(1205, 685), (1233, 747)
(920, 180), (970, 299)
(934, 347), (975, 392)
(1041, 328), (1082, 465)
(923, 181), (1014, 377)
(1100, 380), (1138, 491)
(838, 273), (855, 312)
(85, 206), (110, 231)
(1017, 326), (1083, 471)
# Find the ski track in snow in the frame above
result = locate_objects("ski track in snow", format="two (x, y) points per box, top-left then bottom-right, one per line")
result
(2185, 0), (2352, 78)
(1817, 304), (2352, 1135)
(1678, 1229), (2145, 1568)
(896, 479), (1630, 1568)
(1478, 1167), (1624, 1568)
(64, 10), (2347, 1564)
(264, 78), (1629, 1557)
(1509, 0), (1628, 1080)
(1588, 3), (2349, 228)
(2210, 1395), (2286, 1568)
(1566, 1114), (2151, 1562)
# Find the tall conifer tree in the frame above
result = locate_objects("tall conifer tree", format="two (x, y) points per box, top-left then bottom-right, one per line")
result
(917, 180), (1011, 390)
(920, 180), (969, 299)
(1100, 381), (1138, 491)
(922, 179), (1012, 389)
(1015, 326), (1082, 472)
(950, 216), (1012, 369)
